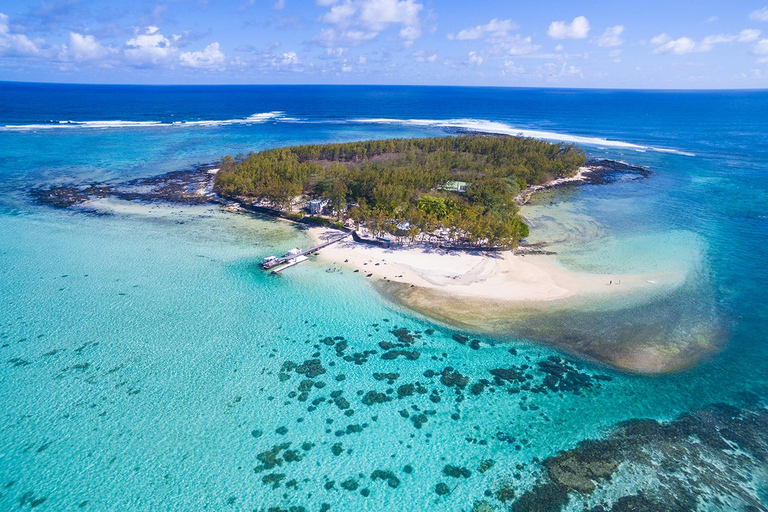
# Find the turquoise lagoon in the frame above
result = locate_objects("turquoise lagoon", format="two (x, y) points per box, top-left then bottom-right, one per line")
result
(1, 84), (767, 510)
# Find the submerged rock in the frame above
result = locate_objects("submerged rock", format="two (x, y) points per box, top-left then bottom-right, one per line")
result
(513, 404), (768, 511)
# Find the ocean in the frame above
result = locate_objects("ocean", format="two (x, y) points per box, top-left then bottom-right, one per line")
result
(1, 82), (767, 511)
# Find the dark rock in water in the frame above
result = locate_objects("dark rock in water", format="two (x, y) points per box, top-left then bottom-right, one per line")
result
(299, 379), (314, 391)
(489, 368), (521, 382)
(320, 337), (336, 346)
(324, 480), (335, 490)
(283, 449), (302, 462)
(513, 404), (768, 512)
(362, 391), (391, 406)
(251, 429), (263, 439)
(410, 413), (428, 429)
(391, 328), (419, 345)
(609, 493), (671, 512)
(452, 334), (469, 344)
(381, 350), (420, 361)
(334, 395), (351, 410)
(371, 469), (400, 488)
(495, 486), (515, 503)
(373, 372), (399, 382)
(403, 464), (414, 474)
(340, 478), (359, 491)
(471, 380), (489, 396)
(295, 359), (326, 378)
(440, 368), (469, 389)
(397, 384), (415, 399)
(345, 424), (363, 434)
(435, 483), (450, 496)
(469, 339), (481, 350)
(477, 459), (495, 473)
(17, 492), (46, 509)
(261, 472), (286, 488)
(331, 443), (343, 456)
(31, 166), (219, 210)
(442, 465), (471, 478)
(425, 329), (435, 335)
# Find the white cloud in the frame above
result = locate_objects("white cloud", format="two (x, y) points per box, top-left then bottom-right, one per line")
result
(318, 0), (423, 45)
(596, 25), (624, 47)
(548, 16), (590, 40)
(448, 18), (517, 41)
(124, 27), (176, 67)
(179, 42), (225, 69)
(750, 7), (768, 22)
(66, 33), (110, 61)
(503, 35), (539, 55)
(467, 51), (483, 65)
(653, 30), (762, 54)
(502, 60), (524, 74)
(447, 16), (539, 57)
(323, 1), (358, 25)
(279, 51), (299, 65)
(653, 37), (696, 54)
(0, 13), (42, 57)
(413, 50), (436, 62)
(738, 29), (761, 42)
(274, 0), (286, 9)
(754, 39), (768, 55)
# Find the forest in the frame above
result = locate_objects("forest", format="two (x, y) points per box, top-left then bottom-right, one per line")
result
(214, 135), (586, 249)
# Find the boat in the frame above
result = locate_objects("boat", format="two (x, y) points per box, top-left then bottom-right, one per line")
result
(261, 255), (277, 268)
(270, 254), (309, 274)
(263, 248), (309, 273)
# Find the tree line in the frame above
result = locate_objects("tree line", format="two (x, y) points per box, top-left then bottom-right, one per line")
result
(215, 135), (586, 249)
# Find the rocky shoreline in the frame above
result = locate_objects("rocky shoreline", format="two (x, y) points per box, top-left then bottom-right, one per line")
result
(512, 402), (768, 511)
(515, 159), (651, 206)
(29, 164), (219, 210)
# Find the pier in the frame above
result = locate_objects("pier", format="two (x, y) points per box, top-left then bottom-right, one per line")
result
(262, 232), (352, 271)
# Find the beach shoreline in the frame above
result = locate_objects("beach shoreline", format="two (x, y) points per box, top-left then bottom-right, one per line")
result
(307, 226), (723, 375)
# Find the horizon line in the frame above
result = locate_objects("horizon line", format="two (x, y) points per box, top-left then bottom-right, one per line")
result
(1, 80), (767, 93)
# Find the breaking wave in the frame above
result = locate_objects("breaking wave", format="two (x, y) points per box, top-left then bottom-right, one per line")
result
(347, 117), (696, 156)
(0, 111), (287, 131)
(0, 111), (695, 156)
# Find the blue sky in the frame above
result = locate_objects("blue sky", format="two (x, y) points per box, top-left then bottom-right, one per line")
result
(1, 0), (768, 88)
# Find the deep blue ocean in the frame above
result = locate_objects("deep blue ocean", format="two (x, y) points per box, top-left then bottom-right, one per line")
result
(1, 82), (767, 511)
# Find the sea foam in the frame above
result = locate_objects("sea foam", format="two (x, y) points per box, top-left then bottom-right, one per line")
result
(0, 111), (286, 131)
(348, 117), (695, 156)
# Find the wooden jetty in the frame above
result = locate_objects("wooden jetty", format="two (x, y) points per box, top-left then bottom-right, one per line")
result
(262, 233), (351, 272)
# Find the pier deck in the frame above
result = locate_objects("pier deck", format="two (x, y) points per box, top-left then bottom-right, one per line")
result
(262, 232), (351, 271)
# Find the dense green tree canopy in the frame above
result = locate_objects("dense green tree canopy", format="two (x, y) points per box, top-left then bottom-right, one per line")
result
(215, 135), (585, 248)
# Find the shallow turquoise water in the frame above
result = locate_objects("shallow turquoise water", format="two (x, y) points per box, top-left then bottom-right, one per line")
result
(1, 84), (767, 510)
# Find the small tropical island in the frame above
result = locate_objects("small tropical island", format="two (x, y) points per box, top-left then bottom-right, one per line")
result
(214, 135), (587, 250)
(213, 135), (715, 374)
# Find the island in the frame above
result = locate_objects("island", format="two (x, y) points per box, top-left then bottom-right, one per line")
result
(28, 134), (719, 375)
(214, 135), (721, 375)
(214, 135), (586, 250)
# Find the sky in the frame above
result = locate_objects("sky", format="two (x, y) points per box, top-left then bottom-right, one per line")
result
(1, 0), (768, 88)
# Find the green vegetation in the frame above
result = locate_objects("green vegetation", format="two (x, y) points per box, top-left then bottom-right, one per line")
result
(215, 135), (586, 248)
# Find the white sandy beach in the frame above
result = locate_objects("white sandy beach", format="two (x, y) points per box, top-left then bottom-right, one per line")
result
(308, 226), (682, 305)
